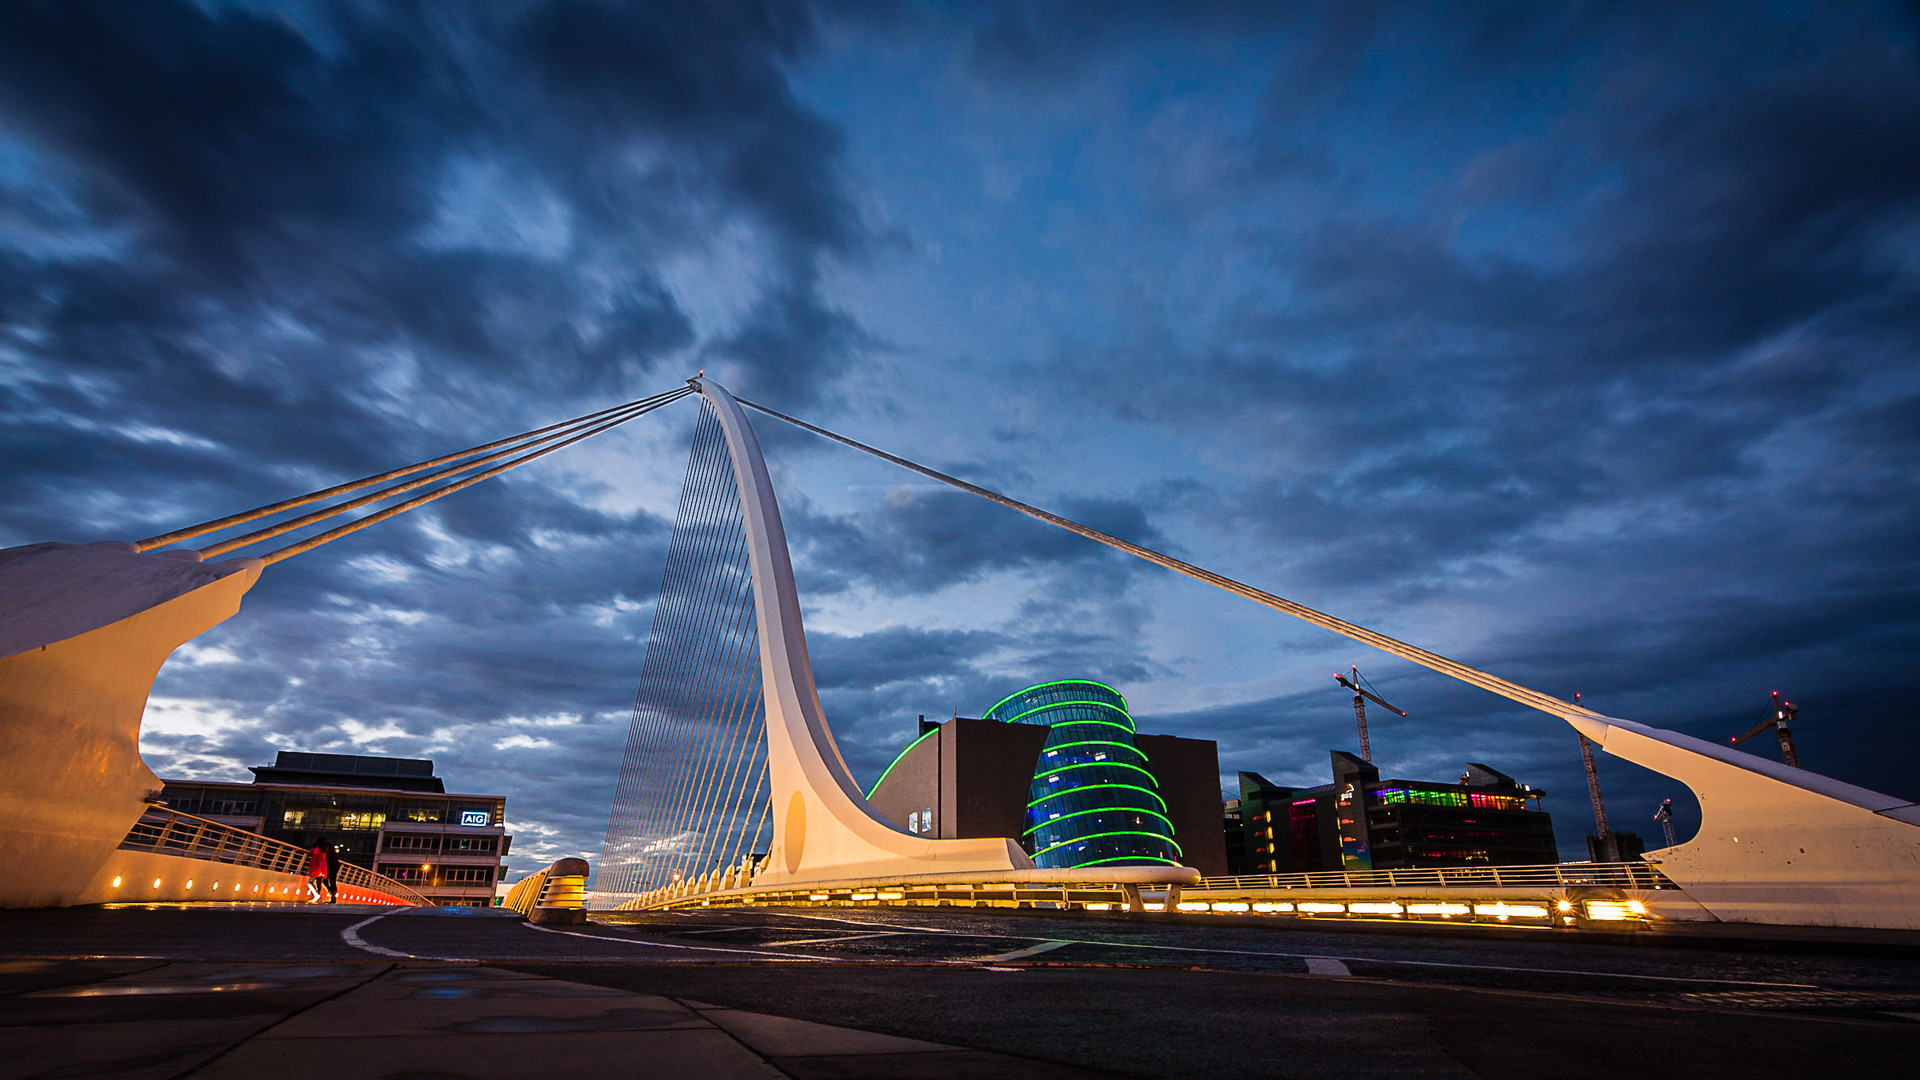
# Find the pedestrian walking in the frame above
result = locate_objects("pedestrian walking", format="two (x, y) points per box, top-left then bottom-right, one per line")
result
(324, 842), (342, 903)
(306, 844), (328, 902)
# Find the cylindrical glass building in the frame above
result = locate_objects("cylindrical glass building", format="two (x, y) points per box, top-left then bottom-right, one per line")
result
(983, 680), (1182, 870)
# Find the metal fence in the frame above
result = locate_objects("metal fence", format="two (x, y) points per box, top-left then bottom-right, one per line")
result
(1194, 861), (1676, 892)
(120, 806), (433, 905)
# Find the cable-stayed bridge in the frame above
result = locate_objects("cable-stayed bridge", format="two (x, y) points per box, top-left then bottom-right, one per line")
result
(2, 377), (1917, 929)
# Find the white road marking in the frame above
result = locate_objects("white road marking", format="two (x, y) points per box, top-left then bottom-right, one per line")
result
(979, 940), (1072, 962)
(338, 914), (472, 963)
(594, 911), (1822, 990)
(757, 932), (907, 947)
(1306, 957), (1352, 977)
(339, 915), (411, 958)
(522, 921), (826, 961)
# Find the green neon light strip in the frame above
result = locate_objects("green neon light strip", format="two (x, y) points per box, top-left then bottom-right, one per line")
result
(999, 699), (1134, 729)
(985, 679), (1130, 720)
(866, 727), (937, 799)
(1034, 717), (1134, 734)
(1027, 782), (1167, 812)
(1039, 759), (1157, 782)
(1033, 829), (1184, 860)
(1039, 739), (1145, 759)
(1022, 805), (1176, 837)
(1066, 855), (1183, 869)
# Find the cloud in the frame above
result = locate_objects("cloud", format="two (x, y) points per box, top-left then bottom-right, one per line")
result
(5, 0), (1915, 875)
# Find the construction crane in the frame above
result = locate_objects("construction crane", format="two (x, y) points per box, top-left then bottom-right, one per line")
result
(1731, 690), (1801, 768)
(1573, 691), (1610, 840)
(1333, 665), (1405, 763)
(1653, 798), (1677, 847)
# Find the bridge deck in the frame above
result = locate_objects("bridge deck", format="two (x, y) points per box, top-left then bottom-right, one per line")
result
(6, 903), (1920, 1079)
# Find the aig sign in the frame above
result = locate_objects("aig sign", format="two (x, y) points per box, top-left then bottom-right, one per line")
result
(459, 809), (491, 827)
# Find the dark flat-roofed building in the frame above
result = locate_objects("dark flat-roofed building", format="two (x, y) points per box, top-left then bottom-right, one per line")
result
(868, 708), (1230, 877)
(1229, 751), (1557, 874)
(158, 751), (511, 907)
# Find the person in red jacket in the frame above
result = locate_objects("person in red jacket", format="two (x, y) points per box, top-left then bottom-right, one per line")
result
(307, 844), (330, 902)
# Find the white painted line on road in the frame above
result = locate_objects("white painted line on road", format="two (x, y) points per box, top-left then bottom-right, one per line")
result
(756, 910), (959, 934)
(601, 911), (1823, 990)
(757, 932), (907, 947)
(1305, 957), (1352, 977)
(1021, 933), (1812, 983)
(979, 940), (1072, 962)
(522, 921), (827, 961)
(340, 915), (411, 958)
(338, 914), (472, 963)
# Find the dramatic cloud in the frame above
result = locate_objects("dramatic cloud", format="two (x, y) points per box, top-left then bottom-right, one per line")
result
(4, 1), (1916, 874)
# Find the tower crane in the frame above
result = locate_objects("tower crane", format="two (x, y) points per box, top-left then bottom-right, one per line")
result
(1731, 691), (1801, 768)
(1573, 691), (1610, 841)
(1333, 665), (1405, 763)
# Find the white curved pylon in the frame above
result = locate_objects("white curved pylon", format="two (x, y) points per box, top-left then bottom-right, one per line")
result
(1561, 709), (1920, 929)
(692, 378), (1037, 886)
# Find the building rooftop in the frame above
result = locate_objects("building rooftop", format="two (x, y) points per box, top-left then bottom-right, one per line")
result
(247, 751), (445, 793)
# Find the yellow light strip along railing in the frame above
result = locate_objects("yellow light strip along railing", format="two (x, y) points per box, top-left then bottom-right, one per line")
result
(1193, 862), (1676, 891)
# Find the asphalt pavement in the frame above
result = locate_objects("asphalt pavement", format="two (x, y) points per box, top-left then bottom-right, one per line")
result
(5, 902), (1919, 1078)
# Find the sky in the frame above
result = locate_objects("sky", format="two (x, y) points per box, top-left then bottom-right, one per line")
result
(3, 1), (1918, 878)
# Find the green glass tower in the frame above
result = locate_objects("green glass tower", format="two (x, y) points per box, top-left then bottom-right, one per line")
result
(984, 680), (1182, 870)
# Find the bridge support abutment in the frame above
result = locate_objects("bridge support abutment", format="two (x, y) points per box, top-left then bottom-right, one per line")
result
(0, 542), (261, 908)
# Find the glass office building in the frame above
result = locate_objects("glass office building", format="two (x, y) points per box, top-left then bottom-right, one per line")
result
(984, 680), (1182, 870)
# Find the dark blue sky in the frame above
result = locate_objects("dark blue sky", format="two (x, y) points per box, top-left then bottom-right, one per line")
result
(3, 1), (1917, 874)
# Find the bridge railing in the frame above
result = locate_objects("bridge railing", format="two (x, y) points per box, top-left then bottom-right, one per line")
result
(120, 806), (432, 905)
(1192, 861), (1677, 892)
(503, 858), (589, 923)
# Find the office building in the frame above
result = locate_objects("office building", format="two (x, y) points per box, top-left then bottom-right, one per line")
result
(157, 751), (511, 906)
(1229, 751), (1557, 873)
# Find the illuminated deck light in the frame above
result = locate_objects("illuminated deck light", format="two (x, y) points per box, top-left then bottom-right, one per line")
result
(110, 876), (122, 888)
(1584, 900), (1635, 921)
(151, 878), (161, 889)
(1407, 902), (1471, 916)
(1251, 901), (1293, 912)
(1211, 902), (1250, 912)
(1084, 903), (1112, 911)
(1348, 901), (1403, 915)
(876, 891), (904, 900)
(1176, 901), (1209, 911)
(1143, 902), (1165, 911)
(1298, 902), (1345, 914)
(1474, 902), (1549, 919)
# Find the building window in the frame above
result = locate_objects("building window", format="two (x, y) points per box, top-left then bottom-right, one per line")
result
(383, 834), (440, 852)
(440, 867), (493, 884)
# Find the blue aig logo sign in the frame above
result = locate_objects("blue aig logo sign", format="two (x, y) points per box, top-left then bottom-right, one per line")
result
(459, 809), (491, 827)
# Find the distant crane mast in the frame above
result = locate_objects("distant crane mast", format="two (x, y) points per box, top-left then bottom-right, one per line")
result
(1574, 691), (1610, 839)
(1654, 798), (1677, 847)
(1333, 665), (1406, 763)
(1731, 691), (1801, 768)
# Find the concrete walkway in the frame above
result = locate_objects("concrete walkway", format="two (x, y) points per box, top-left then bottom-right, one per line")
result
(2, 958), (1117, 1079)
